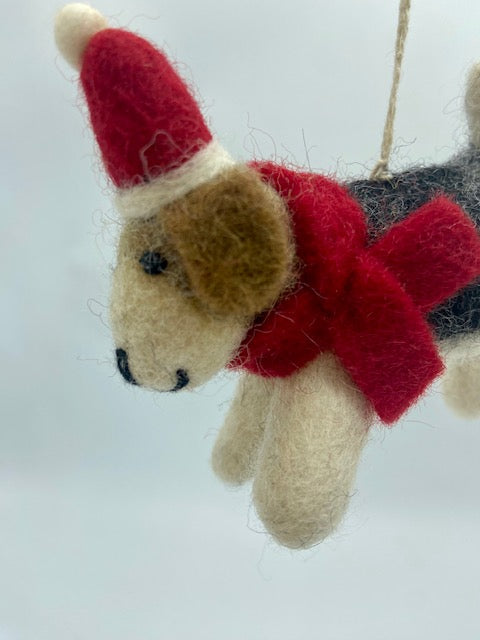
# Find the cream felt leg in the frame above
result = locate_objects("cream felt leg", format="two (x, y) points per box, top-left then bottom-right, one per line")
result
(211, 373), (275, 486)
(252, 353), (373, 549)
(441, 334), (480, 419)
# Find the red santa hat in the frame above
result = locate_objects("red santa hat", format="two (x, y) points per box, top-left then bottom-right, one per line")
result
(54, 3), (234, 219)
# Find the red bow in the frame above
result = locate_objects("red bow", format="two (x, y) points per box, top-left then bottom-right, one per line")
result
(233, 163), (480, 423)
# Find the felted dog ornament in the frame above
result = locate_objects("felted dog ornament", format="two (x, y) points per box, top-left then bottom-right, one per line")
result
(55, 3), (480, 549)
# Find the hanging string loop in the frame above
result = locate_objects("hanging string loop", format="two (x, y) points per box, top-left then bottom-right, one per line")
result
(370, 0), (412, 181)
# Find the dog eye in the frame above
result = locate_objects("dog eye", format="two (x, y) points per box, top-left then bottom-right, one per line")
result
(139, 251), (169, 275)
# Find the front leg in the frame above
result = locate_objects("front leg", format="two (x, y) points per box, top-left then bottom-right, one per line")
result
(252, 353), (373, 549)
(211, 372), (275, 486)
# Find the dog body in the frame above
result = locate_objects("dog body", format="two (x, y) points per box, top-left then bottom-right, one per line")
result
(349, 146), (480, 341)
(107, 83), (480, 551)
(55, 4), (480, 548)
(110, 151), (480, 548)
(212, 154), (480, 548)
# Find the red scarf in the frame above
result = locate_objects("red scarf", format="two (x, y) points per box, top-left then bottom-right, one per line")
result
(231, 162), (480, 423)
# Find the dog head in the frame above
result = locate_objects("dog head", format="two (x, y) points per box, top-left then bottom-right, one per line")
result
(53, 6), (294, 390)
(110, 165), (294, 391)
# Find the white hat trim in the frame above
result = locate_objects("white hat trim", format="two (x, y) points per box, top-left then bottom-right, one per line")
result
(115, 140), (235, 220)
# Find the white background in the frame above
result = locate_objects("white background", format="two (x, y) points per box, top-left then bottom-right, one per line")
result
(1, 0), (480, 638)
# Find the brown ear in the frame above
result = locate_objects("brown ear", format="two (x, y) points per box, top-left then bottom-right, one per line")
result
(162, 165), (294, 317)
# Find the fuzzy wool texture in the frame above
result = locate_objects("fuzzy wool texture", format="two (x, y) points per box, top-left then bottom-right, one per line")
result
(81, 28), (213, 187)
(439, 333), (480, 418)
(232, 162), (480, 423)
(161, 165), (295, 318)
(348, 148), (480, 341)
(110, 212), (249, 392)
(251, 353), (373, 550)
(442, 357), (480, 418)
(211, 373), (275, 486)
(232, 163), (368, 377)
(54, 3), (107, 70)
(115, 140), (235, 218)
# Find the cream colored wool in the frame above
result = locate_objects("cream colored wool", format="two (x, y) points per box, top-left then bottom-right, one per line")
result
(252, 353), (373, 549)
(109, 164), (294, 392)
(440, 333), (480, 419)
(110, 214), (249, 391)
(442, 359), (480, 419)
(54, 3), (107, 70)
(211, 373), (275, 486)
(466, 63), (480, 148)
(115, 141), (235, 219)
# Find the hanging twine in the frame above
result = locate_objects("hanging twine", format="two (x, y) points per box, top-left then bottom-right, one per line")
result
(370, 0), (412, 181)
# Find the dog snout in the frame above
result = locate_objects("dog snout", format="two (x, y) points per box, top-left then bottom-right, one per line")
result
(115, 348), (138, 385)
(115, 349), (189, 391)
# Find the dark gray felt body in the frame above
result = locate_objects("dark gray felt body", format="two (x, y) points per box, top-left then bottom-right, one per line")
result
(346, 146), (480, 340)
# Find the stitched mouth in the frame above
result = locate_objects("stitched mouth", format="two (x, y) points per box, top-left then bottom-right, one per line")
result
(116, 350), (189, 391)
(115, 348), (138, 385)
(171, 369), (190, 392)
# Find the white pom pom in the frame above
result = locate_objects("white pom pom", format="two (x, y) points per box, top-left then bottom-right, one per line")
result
(54, 3), (108, 70)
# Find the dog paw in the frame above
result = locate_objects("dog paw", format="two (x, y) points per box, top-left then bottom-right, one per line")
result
(211, 436), (256, 486)
(252, 480), (349, 549)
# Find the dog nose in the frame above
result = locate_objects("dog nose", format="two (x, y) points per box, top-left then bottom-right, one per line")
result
(115, 348), (138, 385)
